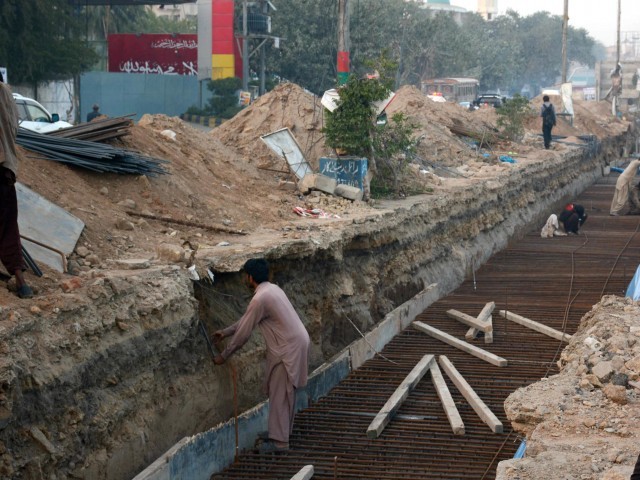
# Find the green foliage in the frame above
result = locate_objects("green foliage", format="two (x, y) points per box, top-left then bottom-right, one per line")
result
(205, 77), (243, 119)
(496, 95), (535, 141)
(265, 0), (599, 96)
(323, 77), (418, 198)
(0, 0), (98, 85)
(323, 76), (390, 157)
(371, 112), (419, 197)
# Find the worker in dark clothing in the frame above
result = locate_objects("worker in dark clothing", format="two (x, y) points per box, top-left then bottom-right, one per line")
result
(86, 104), (101, 122)
(558, 203), (587, 234)
(0, 72), (33, 299)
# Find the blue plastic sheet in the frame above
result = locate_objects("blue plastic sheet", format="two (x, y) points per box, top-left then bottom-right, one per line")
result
(626, 265), (640, 300)
(499, 155), (516, 164)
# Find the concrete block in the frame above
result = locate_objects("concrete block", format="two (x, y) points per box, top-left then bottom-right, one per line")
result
(313, 175), (337, 195)
(278, 180), (297, 191)
(297, 174), (317, 194)
(335, 184), (364, 201)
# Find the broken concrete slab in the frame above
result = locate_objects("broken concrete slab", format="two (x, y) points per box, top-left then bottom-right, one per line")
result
(335, 184), (363, 201)
(313, 175), (337, 195)
(16, 182), (85, 273)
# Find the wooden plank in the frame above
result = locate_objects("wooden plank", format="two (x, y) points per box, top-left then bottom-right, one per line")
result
(465, 326), (478, 341)
(455, 302), (495, 343)
(413, 321), (507, 367)
(439, 356), (503, 433)
(290, 465), (314, 480)
(446, 309), (492, 332)
(429, 362), (464, 435)
(366, 354), (434, 438)
(498, 310), (572, 342)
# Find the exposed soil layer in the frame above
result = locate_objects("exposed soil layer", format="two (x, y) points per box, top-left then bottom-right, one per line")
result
(0, 82), (635, 479)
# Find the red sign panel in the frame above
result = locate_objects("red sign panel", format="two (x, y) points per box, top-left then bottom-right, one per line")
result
(108, 34), (198, 76)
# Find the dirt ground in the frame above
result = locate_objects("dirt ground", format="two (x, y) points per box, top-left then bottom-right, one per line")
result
(1, 81), (637, 477)
(4, 82), (630, 308)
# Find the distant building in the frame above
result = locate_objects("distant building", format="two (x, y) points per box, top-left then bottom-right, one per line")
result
(417, 0), (469, 25)
(150, 3), (197, 22)
(477, 0), (497, 20)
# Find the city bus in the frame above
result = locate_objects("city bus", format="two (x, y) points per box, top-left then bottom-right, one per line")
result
(420, 77), (479, 103)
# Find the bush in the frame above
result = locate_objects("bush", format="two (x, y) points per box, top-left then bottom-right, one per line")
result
(496, 94), (535, 141)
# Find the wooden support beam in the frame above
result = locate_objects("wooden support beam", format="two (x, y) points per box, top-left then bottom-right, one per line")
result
(439, 356), (503, 433)
(367, 354), (434, 438)
(429, 362), (464, 435)
(498, 310), (572, 342)
(459, 302), (495, 344)
(446, 309), (492, 332)
(413, 321), (507, 367)
(290, 465), (314, 480)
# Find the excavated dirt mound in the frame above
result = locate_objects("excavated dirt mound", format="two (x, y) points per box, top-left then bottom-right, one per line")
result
(498, 296), (640, 479)
(2, 83), (630, 308)
(210, 82), (330, 171)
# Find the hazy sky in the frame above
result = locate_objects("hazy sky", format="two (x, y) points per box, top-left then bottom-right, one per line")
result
(452, 0), (640, 46)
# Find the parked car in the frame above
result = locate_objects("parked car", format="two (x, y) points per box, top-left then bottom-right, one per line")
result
(13, 93), (72, 133)
(473, 93), (507, 109)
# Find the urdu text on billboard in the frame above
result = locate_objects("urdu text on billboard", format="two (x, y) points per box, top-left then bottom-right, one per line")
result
(108, 34), (197, 75)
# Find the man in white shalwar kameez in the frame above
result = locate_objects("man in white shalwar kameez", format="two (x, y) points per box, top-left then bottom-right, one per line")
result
(214, 258), (310, 453)
(610, 159), (640, 215)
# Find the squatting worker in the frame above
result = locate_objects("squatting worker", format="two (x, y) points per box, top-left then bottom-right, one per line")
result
(558, 203), (587, 235)
(610, 159), (640, 216)
(213, 258), (310, 453)
(0, 72), (33, 299)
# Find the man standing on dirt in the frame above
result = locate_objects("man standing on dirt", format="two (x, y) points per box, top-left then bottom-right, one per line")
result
(0, 72), (33, 299)
(540, 95), (556, 150)
(213, 258), (310, 453)
(610, 159), (640, 216)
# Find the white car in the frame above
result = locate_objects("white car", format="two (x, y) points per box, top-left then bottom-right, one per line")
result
(13, 93), (73, 133)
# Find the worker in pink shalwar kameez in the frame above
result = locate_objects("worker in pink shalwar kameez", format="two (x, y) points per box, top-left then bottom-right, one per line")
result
(213, 258), (310, 453)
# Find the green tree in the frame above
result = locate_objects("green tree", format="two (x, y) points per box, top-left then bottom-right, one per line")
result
(496, 95), (535, 141)
(206, 77), (243, 119)
(0, 0), (98, 86)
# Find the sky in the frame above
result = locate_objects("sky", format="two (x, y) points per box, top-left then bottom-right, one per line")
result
(452, 0), (640, 47)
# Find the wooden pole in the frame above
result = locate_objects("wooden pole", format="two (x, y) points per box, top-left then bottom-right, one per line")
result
(561, 0), (568, 84)
(337, 0), (350, 85)
(616, 0), (621, 65)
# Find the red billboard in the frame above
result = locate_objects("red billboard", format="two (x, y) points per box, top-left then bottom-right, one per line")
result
(108, 34), (198, 76)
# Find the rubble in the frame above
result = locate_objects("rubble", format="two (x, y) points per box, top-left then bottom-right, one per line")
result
(498, 296), (640, 479)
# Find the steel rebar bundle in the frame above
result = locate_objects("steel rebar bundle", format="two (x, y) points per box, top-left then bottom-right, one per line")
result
(17, 127), (169, 176)
(47, 115), (135, 143)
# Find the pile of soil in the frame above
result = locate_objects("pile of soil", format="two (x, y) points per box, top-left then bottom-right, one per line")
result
(498, 296), (640, 479)
(1, 82), (631, 306)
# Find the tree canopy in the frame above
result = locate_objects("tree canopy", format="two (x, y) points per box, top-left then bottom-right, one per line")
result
(265, 0), (602, 96)
(0, 1), (195, 86)
(0, 0), (98, 85)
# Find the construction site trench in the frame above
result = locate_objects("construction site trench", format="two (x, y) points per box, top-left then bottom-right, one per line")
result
(1, 83), (638, 480)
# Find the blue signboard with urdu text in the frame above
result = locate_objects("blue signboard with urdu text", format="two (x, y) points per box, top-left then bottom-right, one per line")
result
(319, 157), (368, 191)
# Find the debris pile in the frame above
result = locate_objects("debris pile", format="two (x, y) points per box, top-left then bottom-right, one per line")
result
(499, 296), (640, 479)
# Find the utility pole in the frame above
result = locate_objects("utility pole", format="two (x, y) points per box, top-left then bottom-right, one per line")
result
(561, 0), (568, 84)
(242, 1), (249, 91)
(616, 0), (621, 66)
(337, 0), (350, 85)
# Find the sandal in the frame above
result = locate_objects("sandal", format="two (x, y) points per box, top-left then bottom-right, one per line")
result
(16, 284), (34, 299)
